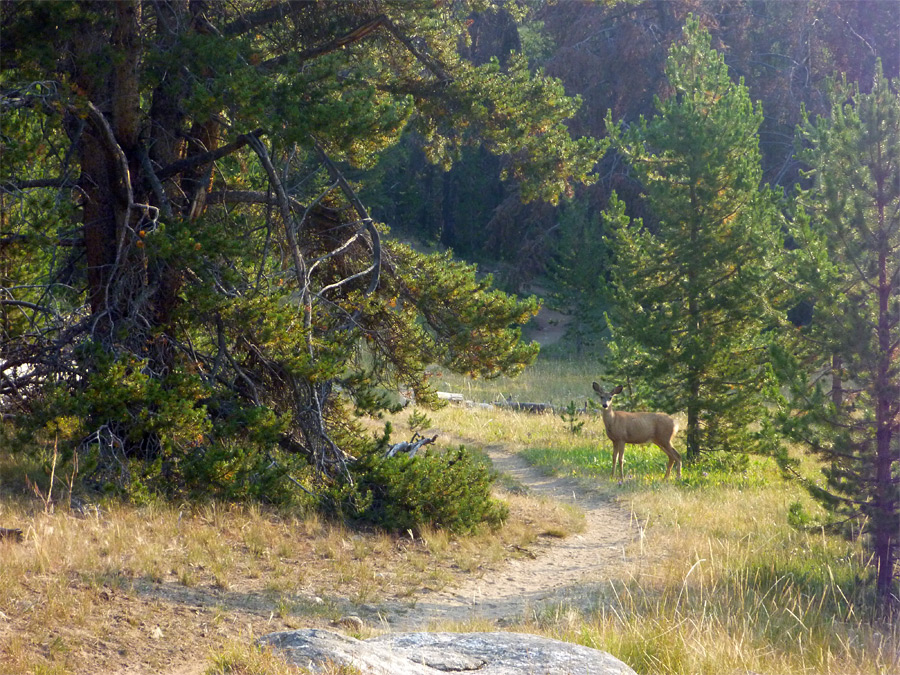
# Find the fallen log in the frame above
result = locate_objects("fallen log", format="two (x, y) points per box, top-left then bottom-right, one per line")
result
(493, 400), (556, 414)
(0, 527), (24, 542)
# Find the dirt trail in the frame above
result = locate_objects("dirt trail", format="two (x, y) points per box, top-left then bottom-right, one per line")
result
(151, 444), (632, 675)
(381, 444), (635, 630)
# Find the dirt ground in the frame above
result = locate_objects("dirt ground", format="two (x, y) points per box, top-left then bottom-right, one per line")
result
(130, 443), (631, 675)
(380, 444), (633, 630)
(171, 444), (632, 674)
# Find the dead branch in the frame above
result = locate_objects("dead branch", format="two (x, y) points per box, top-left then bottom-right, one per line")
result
(384, 433), (439, 459)
(260, 14), (388, 71)
(312, 139), (381, 298)
(156, 129), (264, 180)
(222, 0), (315, 37)
(244, 134), (309, 295)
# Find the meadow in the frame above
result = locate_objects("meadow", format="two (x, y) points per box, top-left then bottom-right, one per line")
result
(1, 354), (897, 675)
(412, 356), (898, 675)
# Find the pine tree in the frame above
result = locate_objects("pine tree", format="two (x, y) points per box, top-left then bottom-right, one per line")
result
(602, 16), (785, 461)
(774, 62), (900, 604)
(0, 1), (596, 492)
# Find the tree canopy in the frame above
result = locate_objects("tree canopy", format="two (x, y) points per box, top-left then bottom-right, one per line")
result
(0, 1), (598, 492)
(602, 16), (786, 460)
(774, 62), (900, 600)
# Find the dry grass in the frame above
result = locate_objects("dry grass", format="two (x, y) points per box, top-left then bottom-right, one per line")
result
(531, 484), (898, 675)
(430, 356), (599, 408)
(4, 356), (897, 675)
(384, 398), (899, 675)
(0, 467), (580, 675)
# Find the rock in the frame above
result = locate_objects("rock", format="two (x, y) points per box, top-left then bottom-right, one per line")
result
(260, 629), (637, 675)
(260, 629), (433, 675)
(436, 391), (464, 402)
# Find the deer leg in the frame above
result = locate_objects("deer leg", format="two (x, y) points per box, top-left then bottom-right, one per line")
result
(659, 442), (682, 480)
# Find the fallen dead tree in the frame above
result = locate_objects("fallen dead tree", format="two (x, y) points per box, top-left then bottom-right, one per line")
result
(492, 399), (556, 414)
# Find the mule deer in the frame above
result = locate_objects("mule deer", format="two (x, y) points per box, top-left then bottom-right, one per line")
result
(592, 382), (682, 480)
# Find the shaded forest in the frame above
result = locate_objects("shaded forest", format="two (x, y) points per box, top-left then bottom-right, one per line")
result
(371, 0), (899, 289)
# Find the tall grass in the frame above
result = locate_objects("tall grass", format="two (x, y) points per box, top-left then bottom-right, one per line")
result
(408, 371), (899, 675)
(579, 483), (895, 675)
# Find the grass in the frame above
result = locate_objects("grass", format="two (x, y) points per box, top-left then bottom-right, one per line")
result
(430, 354), (601, 408)
(395, 369), (899, 675)
(2, 354), (897, 674)
(0, 450), (581, 675)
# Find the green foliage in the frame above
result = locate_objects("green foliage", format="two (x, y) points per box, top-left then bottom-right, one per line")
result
(602, 16), (787, 461)
(522, 442), (770, 490)
(548, 198), (611, 354)
(412, 52), (604, 204)
(369, 241), (541, 400)
(407, 409), (432, 433)
(559, 401), (584, 435)
(6, 347), (308, 503)
(2, 1), (571, 505)
(774, 61), (900, 601)
(334, 443), (508, 534)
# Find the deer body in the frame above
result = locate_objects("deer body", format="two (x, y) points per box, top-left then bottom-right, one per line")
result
(592, 382), (682, 480)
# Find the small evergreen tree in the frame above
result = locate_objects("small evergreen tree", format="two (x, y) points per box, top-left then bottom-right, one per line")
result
(602, 16), (786, 460)
(774, 62), (900, 604)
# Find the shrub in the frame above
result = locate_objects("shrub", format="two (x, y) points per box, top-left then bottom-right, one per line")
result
(338, 444), (508, 534)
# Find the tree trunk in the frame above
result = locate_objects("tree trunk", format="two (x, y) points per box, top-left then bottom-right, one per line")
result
(831, 353), (843, 407)
(440, 170), (457, 249)
(873, 174), (897, 602)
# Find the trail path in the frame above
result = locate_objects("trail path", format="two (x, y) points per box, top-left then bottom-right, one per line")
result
(381, 444), (635, 630)
(149, 444), (633, 675)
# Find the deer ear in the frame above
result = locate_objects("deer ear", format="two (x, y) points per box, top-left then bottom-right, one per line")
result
(592, 382), (602, 394)
(612, 385), (624, 395)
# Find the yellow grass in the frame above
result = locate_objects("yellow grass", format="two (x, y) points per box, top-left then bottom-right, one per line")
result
(0, 476), (580, 675)
(394, 400), (899, 675)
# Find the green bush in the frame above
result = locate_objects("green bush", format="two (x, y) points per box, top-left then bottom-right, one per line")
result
(338, 444), (508, 534)
(9, 350), (309, 504)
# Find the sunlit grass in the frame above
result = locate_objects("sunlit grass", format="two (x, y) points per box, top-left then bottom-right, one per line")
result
(517, 480), (897, 675)
(431, 355), (600, 407)
(382, 363), (899, 675)
(3, 352), (897, 675)
(0, 439), (582, 675)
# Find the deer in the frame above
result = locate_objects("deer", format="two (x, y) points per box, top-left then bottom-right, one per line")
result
(592, 382), (682, 480)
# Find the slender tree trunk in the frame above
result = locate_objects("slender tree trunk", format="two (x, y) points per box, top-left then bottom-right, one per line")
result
(441, 170), (457, 249)
(831, 353), (843, 407)
(873, 168), (897, 601)
(685, 186), (702, 459)
(686, 362), (701, 459)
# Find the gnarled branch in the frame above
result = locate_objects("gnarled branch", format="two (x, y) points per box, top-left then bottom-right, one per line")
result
(156, 129), (264, 180)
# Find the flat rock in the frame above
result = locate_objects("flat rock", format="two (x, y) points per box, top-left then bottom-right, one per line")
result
(260, 629), (637, 675)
